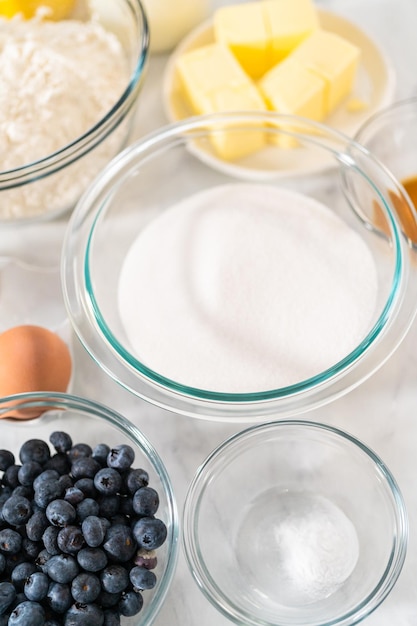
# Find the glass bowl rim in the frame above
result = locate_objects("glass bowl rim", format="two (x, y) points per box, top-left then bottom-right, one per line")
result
(0, 390), (180, 626)
(62, 111), (417, 421)
(354, 96), (417, 143)
(182, 418), (409, 626)
(0, 0), (150, 194)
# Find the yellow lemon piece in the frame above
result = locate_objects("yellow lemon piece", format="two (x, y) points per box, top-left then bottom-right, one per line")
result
(0, 0), (76, 20)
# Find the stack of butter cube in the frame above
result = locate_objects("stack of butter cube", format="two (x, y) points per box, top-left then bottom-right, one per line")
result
(175, 0), (361, 159)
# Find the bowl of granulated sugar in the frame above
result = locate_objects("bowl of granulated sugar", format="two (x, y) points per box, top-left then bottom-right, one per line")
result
(62, 112), (417, 421)
(183, 420), (408, 626)
(0, 0), (149, 224)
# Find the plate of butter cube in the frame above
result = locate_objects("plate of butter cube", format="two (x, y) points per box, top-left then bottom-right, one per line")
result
(163, 0), (395, 178)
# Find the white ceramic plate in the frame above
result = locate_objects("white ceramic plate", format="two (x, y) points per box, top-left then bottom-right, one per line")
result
(162, 9), (396, 179)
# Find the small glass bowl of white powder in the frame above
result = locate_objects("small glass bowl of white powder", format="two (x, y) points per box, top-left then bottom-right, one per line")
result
(0, 0), (149, 223)
(62, 112), (417, 421)
(183, 420), (408, 626)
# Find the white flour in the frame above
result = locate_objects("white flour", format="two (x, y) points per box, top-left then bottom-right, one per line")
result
(0, 15), (129, 219)
(118, 183), (378, 393)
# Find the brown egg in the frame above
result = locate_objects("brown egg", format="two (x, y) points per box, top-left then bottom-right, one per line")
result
(0, 325), (72, 419)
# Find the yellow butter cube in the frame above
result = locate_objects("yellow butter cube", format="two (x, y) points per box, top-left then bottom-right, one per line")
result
(175, 43), (267, 160)
(259, 57), (325, 121)
(197, 85), (267, 160)
(175, 43), (251, 113)
(213, 2), (269, 79)
(291, 30), (361, 114)
(263, 0), (320, 65)
(213, 0), (319, 78)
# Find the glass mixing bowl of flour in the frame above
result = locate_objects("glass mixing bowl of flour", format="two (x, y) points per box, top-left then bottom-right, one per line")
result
(183, 420), (408, 626)
(0, 0), (149, 224)
(62, 112), (417, 421)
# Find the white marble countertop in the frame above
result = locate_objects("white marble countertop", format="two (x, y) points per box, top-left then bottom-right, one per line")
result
(2, 0), (417, 624)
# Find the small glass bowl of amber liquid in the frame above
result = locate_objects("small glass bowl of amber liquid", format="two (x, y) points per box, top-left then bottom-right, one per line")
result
(353, 97), (417, 246)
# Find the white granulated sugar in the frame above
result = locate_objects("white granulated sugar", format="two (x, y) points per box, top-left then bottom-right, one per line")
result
(0, 16), (129, 219)
(118, 183), (378, 393)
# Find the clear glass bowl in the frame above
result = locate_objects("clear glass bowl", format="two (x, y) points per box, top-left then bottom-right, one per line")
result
(0, 0), (149, 224)
(62, 112), (417, 421)
(0, 391), (179, 626)
(353, 97), (417, 246)
(183, 420), (408, 626)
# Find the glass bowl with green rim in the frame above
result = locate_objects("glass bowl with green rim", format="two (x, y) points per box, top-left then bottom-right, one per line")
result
(62, 112), (417, 421)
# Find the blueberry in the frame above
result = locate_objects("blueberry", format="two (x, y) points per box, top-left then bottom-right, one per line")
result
(0, 554), (5, 574)
(24, 571), (49, 602)
(94, 469), (122, 496)
(0, 451), (14, 472)
(21, 538), (41, 560)
(8, 592), (26, 612)
(77, 547), (107, 572)
(0, 529), (22, 554)
(133, 548), (157, 570)
(71, 573), (101, 603)
(10, 562), (37, 590)
(103, 609), (121, 626)
(46, 582), (72, 614)
(26, 509), (48, 541)
(11, 485), (32, 499)
(57, 525), (85, 554)
(2, 465), (21, 489)
(76, 498), (99, 522)
(34, 549), (51, 574)
(92, 444), (110, 466)
(64, 602), (104, 625)
(0, 581), (16, 615)
(2, 496), (32, 526)
(64, 487), (84, 506)
(45, 454), (71, 475)
(74, 479), (97, 499)
(68, 443), (92, 463)
(34, 479), (65, 509)
(46, 499), (76, 527)
(100, 564), (129, 594)
(118, 496), (134, 517)
(58, 474), (73, 492)
(96, 590), (121, 609)
(103, 525), (136, 562)
(118, 589), (143, 617)
(8, 600), (45, 625)
(126, 468), (149, 494)
(107, 445), (135, 471)
(97, 496), (120, 519)
(46, 554), (79, 584)
(17, 462), (43, 487)
(19, 440), (50, 465)
(133, 517), (167, 550)
(132, 487), (159, 517)
(81, 516), (106, 548)
(42, 526), (60, 555)
(129, 565), (156, 591)
(71, 457), (101, 480)
(49, 432), (73, 454)
(33, 470), (59, 491)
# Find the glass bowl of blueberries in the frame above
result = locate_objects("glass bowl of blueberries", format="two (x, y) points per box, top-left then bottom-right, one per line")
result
(0, 392), (179, 626)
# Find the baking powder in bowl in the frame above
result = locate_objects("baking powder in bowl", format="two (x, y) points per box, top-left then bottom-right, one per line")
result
(117, 184), (378, 393)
